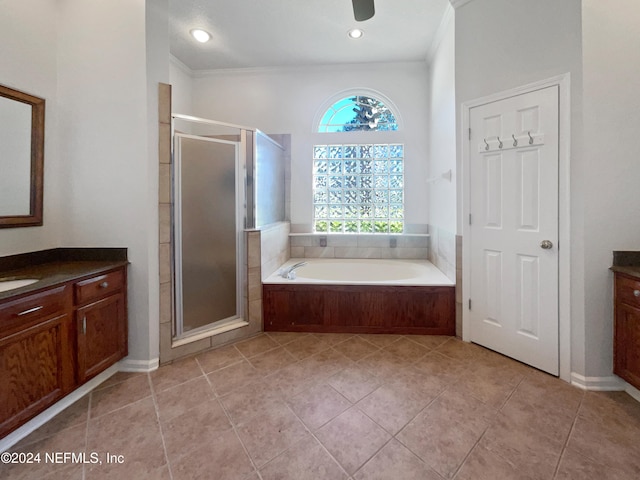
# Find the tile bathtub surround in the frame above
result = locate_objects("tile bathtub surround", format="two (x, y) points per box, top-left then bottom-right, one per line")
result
(290, 233), (429, 259)
(4, 333), (640, 479)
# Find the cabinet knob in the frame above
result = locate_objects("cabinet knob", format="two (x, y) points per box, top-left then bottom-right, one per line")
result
(99, 282), (109, 289)
(634, 290), (640, 298)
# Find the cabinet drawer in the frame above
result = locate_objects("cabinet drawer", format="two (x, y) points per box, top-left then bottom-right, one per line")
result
(74, 269), (124, 305)
(616, 274), (640, 309)
(0, 286), (67, 331)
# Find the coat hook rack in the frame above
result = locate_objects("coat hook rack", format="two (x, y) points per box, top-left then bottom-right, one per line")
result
(484, 138), (489, 151)
(528, 131), (534, 144)
(512, 134), (518, 147)
(497, 136), (503, 149)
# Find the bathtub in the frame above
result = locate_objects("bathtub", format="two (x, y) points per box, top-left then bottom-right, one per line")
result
(263, 258), (455, 335)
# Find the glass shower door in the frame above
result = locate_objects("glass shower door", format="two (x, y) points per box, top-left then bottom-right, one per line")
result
(174, 134), (241, 335)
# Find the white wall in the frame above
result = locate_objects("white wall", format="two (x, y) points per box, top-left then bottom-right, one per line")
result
(169, 57), (194, 115)
(0, 0), (62, 255)
(427, 7), (456, 235)
(454, 0), (587, 376)
(582, 0), (640, 377)
(190, 62), (430, 232)
(56, 0), (161, 363)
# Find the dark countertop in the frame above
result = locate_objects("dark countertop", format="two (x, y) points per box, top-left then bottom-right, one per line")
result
(0, 248), (128, 302)
(611, 251), (640, 280)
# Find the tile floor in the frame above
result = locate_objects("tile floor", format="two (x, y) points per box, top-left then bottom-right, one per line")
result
(2, 332), (640, 479)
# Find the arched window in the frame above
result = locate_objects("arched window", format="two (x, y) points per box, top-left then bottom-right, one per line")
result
(313, 92), (404, 234)
(317, 95), (399, 132)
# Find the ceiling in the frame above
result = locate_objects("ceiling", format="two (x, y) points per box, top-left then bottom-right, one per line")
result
(169, 0), (451, 71)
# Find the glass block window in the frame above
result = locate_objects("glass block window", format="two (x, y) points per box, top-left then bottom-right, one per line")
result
(313, 144), (404, 233)
(318, 96), (398, 132)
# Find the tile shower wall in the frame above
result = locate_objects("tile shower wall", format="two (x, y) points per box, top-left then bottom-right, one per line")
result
(246, 221), (291, 333)
(290, 234), (429, 259)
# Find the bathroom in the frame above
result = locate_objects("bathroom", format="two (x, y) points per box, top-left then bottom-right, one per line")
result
(2, 0), (640, 477)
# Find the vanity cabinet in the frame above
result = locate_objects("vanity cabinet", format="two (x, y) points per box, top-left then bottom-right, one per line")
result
(0, 265), (127, 438)
(613, 272), (640, 389)
(0, 286), (74, 436)
(75, 269), (127, 383)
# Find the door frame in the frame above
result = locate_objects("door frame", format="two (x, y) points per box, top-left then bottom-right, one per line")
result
(460, 74), (571, 382)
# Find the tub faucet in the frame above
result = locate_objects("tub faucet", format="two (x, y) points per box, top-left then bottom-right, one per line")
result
(280, 261), (308, 280)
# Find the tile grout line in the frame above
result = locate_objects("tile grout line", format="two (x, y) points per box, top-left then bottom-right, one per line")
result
(551, 390), (586, 479)
(147, 372), (174, 480)
(211, 376), (265, 480)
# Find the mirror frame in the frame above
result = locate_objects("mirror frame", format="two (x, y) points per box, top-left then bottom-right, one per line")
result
(0, 84), (45, 228)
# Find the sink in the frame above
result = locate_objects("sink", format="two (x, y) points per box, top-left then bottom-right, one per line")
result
(0, 279), (39, 293)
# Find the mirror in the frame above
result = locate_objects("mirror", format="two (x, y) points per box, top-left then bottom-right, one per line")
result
(0, 84), (44, 228)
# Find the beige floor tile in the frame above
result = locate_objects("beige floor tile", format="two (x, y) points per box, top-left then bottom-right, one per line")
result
(566, 414), (640, 476)
(316, 407), (391, 475)
(283, 334), (331, 360)
(267, 331), (310, 346)
(312, 332), (355, 346)
(149, 356), (203, 393)
(259, 435), (348, 480)
(382, 337), (430, 361)
(234, 334), (279, 358)
(219, 378), (285, 426)
(247, 346), (296, 374)
(161, 398), (232, 462)
(207, 360), (262, 396)
(155, 376), (215, 422)
(357, 333), (402, 348)
(327, 365), (381, 403)
(7, 333), (640, 480)
(236, 404), (310, 467)
(454, 443), (528, 480)
(354, 439), (443, 480)
(332, 336), (381, 361)
(90, 374), (152, 419)
(195, 344), (244, 373)
(357, 383), (430, 435)
(479, 413), (562, 479)
(96, 371), (145, 390)
(170, 430), (255, 480)
(397, 407), (482, 478)
(556, 447), (636, 480)
(405, 335), (451, 350)
(288, 383), (351, 430)
(86, 397), (167, 479)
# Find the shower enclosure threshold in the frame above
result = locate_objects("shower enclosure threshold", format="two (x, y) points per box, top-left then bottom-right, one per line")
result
(172, 318), (249, 348)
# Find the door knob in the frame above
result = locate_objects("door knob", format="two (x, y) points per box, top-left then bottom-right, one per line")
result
(540, 240), (553, 249)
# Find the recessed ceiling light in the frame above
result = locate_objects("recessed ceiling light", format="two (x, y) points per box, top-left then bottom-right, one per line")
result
(348, 28), (364, 39)
(190, 29), (211, 43)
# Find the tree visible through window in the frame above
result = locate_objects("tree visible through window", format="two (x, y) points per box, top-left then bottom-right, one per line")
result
(314, 94), (403, 234)
(318, 96), (398, 133)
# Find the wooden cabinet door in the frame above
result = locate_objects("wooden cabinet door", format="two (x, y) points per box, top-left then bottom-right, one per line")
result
(0, 313), (73, 437)
(76, 293), (126, 383)
(614, 301), (640, 389)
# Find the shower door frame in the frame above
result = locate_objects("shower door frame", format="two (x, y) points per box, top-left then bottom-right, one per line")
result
(172, 126), (248, 342)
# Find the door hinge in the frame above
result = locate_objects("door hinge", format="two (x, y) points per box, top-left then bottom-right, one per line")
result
(468, 299), (472, 310)
(468, 128), (471, 140)
(469, 214), (472, 225)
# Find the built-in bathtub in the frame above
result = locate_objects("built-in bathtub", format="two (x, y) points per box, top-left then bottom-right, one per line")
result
(262, 259), (455, 335)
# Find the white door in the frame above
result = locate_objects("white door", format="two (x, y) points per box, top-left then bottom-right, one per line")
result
(469, 86), (559, 375)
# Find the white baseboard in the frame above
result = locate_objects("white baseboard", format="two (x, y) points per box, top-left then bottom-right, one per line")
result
(0, 364), (119, 452)
(118, 357), (159, 372)
(570, 372), (625, 391)
(624, 382), (640, 403)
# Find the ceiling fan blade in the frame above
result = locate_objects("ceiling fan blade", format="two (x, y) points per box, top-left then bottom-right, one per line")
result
(352, 0), (375, 22)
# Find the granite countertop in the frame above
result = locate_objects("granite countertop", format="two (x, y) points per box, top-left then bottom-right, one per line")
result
(610, 251), (640, 280)
(0, 248), (128, 301)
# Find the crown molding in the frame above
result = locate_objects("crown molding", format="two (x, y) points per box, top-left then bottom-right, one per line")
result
(449, 0), (475, 8)
(170, 54), (194, 77)
(426, 3), (454, 62)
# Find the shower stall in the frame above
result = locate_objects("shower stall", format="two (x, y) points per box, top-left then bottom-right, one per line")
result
(171, 114), (285, 341)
